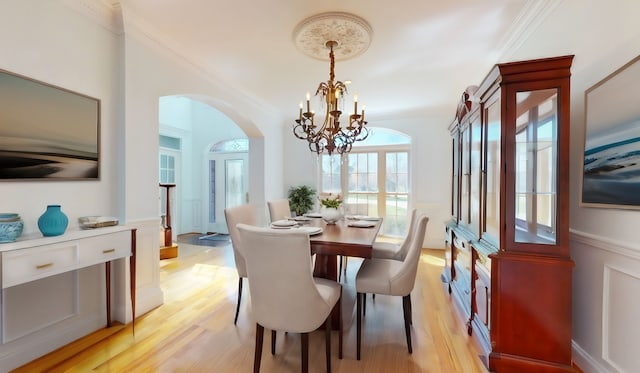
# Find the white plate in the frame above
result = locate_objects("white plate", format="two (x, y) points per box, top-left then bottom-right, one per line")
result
(304, 212), (322, 218)
(296, 226), (323, 235)
(352, 215), (381, 221)
(271, 220), (297, 227)
(293, 216), (312, 222)
(348, 220), (377, 228)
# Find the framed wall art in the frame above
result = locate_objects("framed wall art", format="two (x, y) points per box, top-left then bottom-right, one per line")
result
(581, 55), (640, 208)
(0, 69), (100, 180)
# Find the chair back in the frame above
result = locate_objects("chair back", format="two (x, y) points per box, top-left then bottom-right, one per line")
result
(224, 205), (257, 277)
(267, 199), (291, 222)
(394, 208), (420, 260)
(390, 214), (429, 296)
(236, 224), (335, 332)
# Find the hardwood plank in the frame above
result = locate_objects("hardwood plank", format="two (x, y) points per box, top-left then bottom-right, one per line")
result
(13, 238), (489, 373)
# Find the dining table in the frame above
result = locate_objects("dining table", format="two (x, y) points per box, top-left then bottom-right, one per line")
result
(301, 215), (383, 329)
(305, 217), (382, 281)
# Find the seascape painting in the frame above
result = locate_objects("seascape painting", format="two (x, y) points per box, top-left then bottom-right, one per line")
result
(0, 70), (99, 180)
(582, 122), (640, 205)
(581, 55), (640, 208)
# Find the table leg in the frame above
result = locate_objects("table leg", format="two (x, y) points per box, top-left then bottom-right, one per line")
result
(105, 261), (111, 327)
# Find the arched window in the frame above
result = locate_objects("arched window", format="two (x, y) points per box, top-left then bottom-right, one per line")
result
(210, 138), (249, 153)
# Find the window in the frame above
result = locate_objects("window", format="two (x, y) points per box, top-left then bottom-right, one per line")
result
(318, 128), (410, 237)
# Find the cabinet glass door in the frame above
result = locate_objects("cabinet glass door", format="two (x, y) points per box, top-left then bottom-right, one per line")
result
(461, 126), (470, 225)
(452, 135), (459, 221)
(483, 95), (501, 245)
(514, 89), (558, 244)
(470, 114), (482, 235)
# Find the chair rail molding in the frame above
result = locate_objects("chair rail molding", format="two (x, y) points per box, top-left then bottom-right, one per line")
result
(570, 229), (640, 260)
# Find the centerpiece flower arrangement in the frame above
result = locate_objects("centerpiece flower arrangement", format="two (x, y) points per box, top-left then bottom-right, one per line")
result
(319, 193), (343, 209)
(319, 193), (343, 224)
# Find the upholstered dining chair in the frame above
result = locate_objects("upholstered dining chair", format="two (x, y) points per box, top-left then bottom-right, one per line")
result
(236, 223), (343, 373)
(267, 199), (291, 223)
(371, 208), (419, 261)
(224, 204), (257, 325)
(355, 214), (429, 360)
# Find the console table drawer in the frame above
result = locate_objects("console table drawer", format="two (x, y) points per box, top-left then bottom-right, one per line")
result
(2, 244), (79, 288)
(77, 231), (130, 267)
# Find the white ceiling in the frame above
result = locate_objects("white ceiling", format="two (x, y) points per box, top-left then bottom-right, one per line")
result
(118, 0), (547, 122)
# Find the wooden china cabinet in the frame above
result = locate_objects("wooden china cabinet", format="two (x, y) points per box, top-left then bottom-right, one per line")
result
(443, 55), (575, 372)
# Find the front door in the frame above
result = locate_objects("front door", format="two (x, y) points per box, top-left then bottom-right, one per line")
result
(206, 152), (248, 234)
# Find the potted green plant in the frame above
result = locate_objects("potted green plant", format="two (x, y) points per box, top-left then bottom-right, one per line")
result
(288, 185), (316, 217)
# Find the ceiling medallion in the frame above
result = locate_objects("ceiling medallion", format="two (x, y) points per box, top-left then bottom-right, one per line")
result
(292, 12), (373, 61)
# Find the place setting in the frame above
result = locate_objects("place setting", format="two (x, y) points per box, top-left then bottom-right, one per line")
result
(270, 219), (323, 235)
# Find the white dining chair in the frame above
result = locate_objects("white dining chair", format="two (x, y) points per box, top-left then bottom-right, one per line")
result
(236, 223), (343, 373)
(355, 214), (429, 360)
(371, 208), (419, 261)
(267, 199), (291, 222)
(224, 204), (257, 325)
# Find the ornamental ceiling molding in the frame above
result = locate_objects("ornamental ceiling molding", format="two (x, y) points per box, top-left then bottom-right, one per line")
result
(292, 12), (373, 61)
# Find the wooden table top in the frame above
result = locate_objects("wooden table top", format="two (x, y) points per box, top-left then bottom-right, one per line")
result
(305, 217), (382, 259)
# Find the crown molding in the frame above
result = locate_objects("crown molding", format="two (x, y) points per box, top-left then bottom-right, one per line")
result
(62, 0), (123, 35)
(496, 0), (564, 61)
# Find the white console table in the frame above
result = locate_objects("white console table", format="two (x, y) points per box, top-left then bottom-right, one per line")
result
(0, 226), (136, 344)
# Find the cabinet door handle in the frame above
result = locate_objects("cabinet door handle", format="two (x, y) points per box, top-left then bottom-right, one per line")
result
(36, 263), (53, 269)
(102, 248), (116, 254)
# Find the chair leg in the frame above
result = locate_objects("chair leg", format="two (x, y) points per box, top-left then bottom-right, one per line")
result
(363, 293), (366, 317)
(301, 332), (309, 373)
(338, 256), (343, 282)
(325, 314), (332, 373)
(409, 294), (413, 325)
(343, 256), (348, 278)
(356, 292), (362, 360)
(254, 324), (264, 373)
(338, 287), (343, 359)
(234, 277), (243, 325)
(402, 295), (413, 354)
(271, 330), (276, 355)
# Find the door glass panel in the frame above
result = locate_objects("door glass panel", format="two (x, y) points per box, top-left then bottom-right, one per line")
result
(208, 160), (215, 223)
(347, 152), (379, 218)
(514, 89), (557, 244)
(321, 154), (342, 193)
(225, 159), (244, 208)
(484, 97), (501, 244)
(384, 152), (409, 236)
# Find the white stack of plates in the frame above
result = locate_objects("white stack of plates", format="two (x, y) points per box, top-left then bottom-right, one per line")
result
(347, 220), (377, 228)
(270, 220), (298, 229)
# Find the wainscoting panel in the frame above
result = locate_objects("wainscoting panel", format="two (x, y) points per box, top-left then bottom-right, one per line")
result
(602, 264), (640, 372)
(570, 230), (640, 373)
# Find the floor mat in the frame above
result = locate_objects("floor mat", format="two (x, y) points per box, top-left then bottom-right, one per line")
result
(198, 233), (230, 241)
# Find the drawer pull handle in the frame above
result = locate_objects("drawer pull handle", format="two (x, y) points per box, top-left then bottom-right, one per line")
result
(36, 263), (53, 270)
(103, 249), (116, 254)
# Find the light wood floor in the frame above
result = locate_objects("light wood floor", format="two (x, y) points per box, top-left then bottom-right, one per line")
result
(14, 238), (489, 373)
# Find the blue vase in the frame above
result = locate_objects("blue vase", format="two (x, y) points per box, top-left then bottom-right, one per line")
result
(38, 205), (68, 237)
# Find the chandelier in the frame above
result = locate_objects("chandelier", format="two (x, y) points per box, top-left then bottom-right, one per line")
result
(292, 12), (373, 155)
